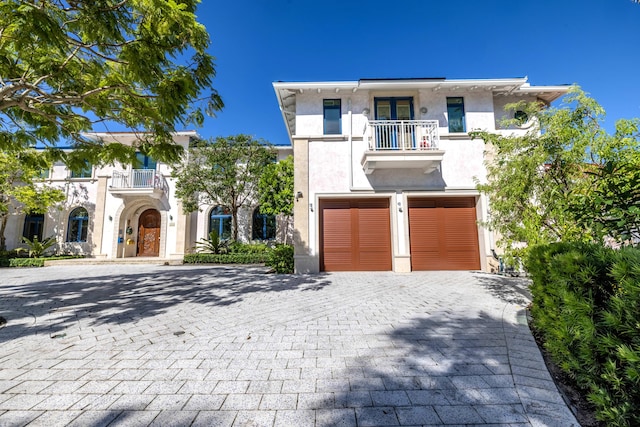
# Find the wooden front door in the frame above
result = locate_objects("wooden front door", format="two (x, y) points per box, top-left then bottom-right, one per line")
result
(137, 209), (161, 257)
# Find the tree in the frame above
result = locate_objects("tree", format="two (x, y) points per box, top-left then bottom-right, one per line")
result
(0, 149), (66, 251)
(0, 0), (223, 169)
(472, 87), (640, 258)
(257, 155), (293, 243)
(174, 135), (276, 241)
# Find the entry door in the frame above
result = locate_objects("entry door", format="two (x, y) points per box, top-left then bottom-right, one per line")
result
(374, 97), (414, 149)
(137, 209), (161, 257)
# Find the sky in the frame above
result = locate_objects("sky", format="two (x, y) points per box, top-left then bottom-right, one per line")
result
(187, 0), (640, 146)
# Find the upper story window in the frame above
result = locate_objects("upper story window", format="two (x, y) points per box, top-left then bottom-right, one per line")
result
(323, 99), (341, 134)
(375, 98), (414, 120)
(134, 153), (157, 170)
(447, 97), (466, 133)
(70, 160), (92, 179)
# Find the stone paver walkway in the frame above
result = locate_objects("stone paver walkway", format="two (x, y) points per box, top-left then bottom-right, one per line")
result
(0, 265), (578, 426)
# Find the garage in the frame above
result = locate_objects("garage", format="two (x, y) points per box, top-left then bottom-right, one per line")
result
(320, 198), (392, 272)
(408, 197), (481, 270)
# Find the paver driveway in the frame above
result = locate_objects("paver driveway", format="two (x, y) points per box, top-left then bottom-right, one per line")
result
(0, 265), (578, 427)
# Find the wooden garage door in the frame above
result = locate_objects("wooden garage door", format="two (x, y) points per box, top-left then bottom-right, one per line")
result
(320, 199), (392, 272)
(409, 197), (480, 270)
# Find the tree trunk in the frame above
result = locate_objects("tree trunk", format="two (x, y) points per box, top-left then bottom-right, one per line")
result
(0, 215), (8, 252)
(231, 206), (239, 241)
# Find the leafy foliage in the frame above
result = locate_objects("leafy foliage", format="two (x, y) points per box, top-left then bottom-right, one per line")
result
(472, 87), (640, 259)
(18, 235), (57, 258)
(0, 0), (223, 167)
(194, 230), (228, 254)
(257, 155), (293, 243)
(183, 253), (269, 264)
(526, 243), (640, 426)
(0, 149), (66, 250)
(174, 135), (276, 240)
(266, 244), (294, 274)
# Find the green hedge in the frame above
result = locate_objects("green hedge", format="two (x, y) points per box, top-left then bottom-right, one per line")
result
(8, 258), (45, 267)
(526, 242), (640, 426)
(183, 253), (269, 264)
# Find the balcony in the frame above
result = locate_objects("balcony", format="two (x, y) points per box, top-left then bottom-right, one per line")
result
(109, 169), (169, 199)
(361, 120), (444, 174)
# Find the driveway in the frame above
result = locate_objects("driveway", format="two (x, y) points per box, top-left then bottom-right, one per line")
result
(0, 265), (578, 426)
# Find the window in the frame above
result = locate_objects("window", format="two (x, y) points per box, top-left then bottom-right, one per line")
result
(252, 208), (276, 240)
(209, 206), (232, 240)
(374, 98), (413, 121)
(67, 207), (89, 242)
(447, 97), (466, 133)
(70, 161), (92, 178)
(134, 153), (157, 170)
(23, 214), (44, 241)
(323, 99), (341, 134)
(39, 168), (50, 179)
(514, 110), (529, 125)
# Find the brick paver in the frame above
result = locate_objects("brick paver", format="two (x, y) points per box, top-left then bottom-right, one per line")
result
(0, 265), (579, 426)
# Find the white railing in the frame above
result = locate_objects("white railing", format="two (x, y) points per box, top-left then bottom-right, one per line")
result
(367, 120), (440, 151)
(111, 169), (169, 194)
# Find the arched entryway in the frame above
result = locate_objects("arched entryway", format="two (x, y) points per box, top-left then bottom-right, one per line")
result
(137, 209), (161, 257)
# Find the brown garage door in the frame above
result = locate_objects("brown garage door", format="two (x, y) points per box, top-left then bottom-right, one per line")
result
(409, 197), (480, 270)
(320, 199), (392, 272)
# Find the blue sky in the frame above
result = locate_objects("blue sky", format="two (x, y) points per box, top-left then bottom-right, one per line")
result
(192, 0), (640, 145)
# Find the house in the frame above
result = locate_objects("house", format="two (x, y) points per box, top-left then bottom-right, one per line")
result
(273, 77), (568, 273)
(4, 132), (292, 259)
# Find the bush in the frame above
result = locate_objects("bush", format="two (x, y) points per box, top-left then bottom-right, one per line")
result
(183, 253), (269, 264)
(526, 242), (640, 426)
(266, 244), (294, 274)
(9, 258), (45, 267)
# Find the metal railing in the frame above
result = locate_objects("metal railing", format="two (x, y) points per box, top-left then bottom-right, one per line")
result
(367, 120), (440, 151)
(111, 169), (169, 194)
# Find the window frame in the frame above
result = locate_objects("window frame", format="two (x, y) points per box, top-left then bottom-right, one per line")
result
(323, 99), (342, 135)
(70, 161), (93, 179)
(66, 207), (89, 242)
(23, 213), (45, 242)
(252, 207), (276, 241)
(446, 97), (466, 133)
(209, 205), (232, 240)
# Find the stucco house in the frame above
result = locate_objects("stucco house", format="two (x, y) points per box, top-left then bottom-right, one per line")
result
(4, 132), (292, 259)
(273, 77), (568, 273)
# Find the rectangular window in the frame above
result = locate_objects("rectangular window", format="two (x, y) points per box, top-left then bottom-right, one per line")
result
(70, 161), (92, 179)
(323, 99), (341, 135)
(134, 153), (157, 170)
(447, 97), (466, 133)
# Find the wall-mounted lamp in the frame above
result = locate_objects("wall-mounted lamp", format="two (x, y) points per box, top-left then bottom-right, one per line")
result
(309, 202), (314, 212)
(362, 108), (370, 117)
(397, 201), (403, 212)
(169, 215), (173, 221)
(420, 107), (428, 115)
(108, 215), (113, 221)
(295, 191), (303, 201)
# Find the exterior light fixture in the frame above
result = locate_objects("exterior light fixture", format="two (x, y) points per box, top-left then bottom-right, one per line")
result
(420, 107), (428, 115)
(296, 191), (303, 201)
(362, 108), (370, 116)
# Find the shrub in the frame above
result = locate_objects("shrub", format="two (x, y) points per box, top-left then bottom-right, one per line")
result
(9, 258), (45, 267)
(526, 242), (640, 426)
(183, 253), (269, 264)
(18, 236), (57, 258)
(194, 230), (228, 254)
(266, 244), (293, 274)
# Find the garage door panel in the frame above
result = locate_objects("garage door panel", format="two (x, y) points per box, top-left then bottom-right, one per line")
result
(409, 197), (480, 271)
(321, 199), (391, 272)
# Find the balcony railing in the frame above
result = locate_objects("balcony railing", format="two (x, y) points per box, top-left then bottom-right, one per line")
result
(111, 170), (169, 195)
(367, 120), (440, 151)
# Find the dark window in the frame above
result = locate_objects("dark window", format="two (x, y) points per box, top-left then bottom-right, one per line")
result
(252, 208), (276, 240)
(134, 153), (157, 170)
(67, 207), (89, 242)
(447, 97), (466, 133)
(514, 110), (528, 125)
(209, 206), (232, 240)
(70, 161), (92, 178)
(23, 214), (44, 241)
(323, 99), (341, 134)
